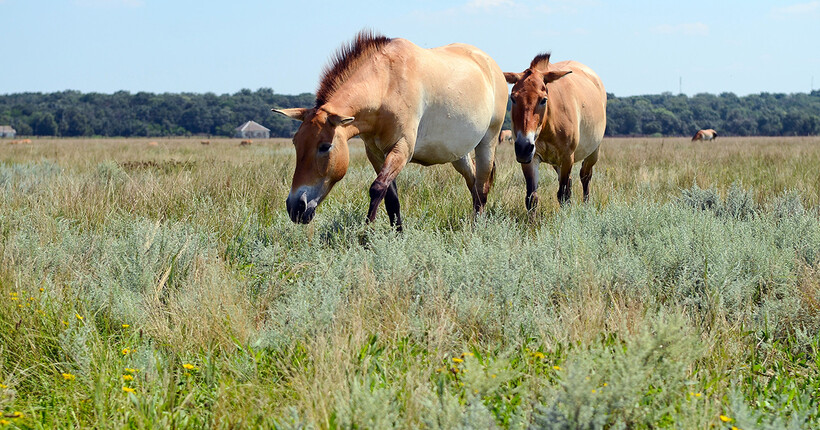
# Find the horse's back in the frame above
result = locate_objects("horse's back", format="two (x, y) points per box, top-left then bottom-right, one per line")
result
(546, 61), (607, 162)
(385, 39), (507, 164)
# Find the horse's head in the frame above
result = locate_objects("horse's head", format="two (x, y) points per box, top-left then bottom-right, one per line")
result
(504, 53), (572, 164)
(273, 106), (356, 224)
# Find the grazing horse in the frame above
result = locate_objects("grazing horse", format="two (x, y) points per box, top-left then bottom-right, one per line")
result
(273, 31), (508, 229)
(504, 53), (606, 207)
(498, 129), (513, 144)
(692, 129), (718, 141)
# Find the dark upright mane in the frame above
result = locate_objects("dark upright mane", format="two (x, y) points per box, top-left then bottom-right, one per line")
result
(530, 52), (552, 71)
(315, 30), (393, 107)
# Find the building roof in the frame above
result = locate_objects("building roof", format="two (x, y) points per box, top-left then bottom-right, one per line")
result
(235, 120), (270, 132)
(0, 125), (16, 133)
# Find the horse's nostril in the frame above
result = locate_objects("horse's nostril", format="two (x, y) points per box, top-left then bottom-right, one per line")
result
(297, 193), (308, 213)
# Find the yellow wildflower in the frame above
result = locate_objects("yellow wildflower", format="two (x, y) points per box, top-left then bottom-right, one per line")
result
(124, 368), (139, 374)
(62, 320), (69, 326)
(603, 383), (608, 387)
(122, 386), (136, 394)
(122, 324), (130, 328)
(75, 313), (83, 321)
(39, 288), (44, 292)
(460, 352), (474, 358)
(552, 365), (561, 371)
(0, 383), (7, 389)
(182, 363), (198, 370)
(0, 419), (8, 425)
(452, 357), (463, 364)
(731, 427), (741, 430)
(720, 415), (732, 422)
(533, 352), (545, 360)
(122, 375), (134, 381)
(62, 373), (76, 381)
(695, 392), (702, 397)
(121, 348), (130, 355)
(490, 374), (497, 378)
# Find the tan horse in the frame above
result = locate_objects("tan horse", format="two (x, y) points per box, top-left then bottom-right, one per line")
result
(692, 129), (717, 141)
(498, 129), (513, 144)
(274, 31), (508, 229)
(504, 53), (606, 207)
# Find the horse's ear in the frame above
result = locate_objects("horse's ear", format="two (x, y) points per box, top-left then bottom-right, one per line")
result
(544, 70), (572, 84)
(328, 114), (355, 127)
(272, 108), (309, 122)
(504, 72), (522, 84)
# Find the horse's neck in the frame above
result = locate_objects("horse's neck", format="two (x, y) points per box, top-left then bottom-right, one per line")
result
(325, 66), (387, 136)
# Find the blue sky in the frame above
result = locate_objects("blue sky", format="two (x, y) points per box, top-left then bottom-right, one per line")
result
(1, 0), (818, 97)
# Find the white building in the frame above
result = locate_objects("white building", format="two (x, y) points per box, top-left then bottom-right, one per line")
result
(0, 125), (16, 138)
(234, 121), (270, 139)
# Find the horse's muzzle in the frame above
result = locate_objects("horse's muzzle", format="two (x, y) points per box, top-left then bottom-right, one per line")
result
(514, 137), (536, 164)
(286, 191), (316, 224)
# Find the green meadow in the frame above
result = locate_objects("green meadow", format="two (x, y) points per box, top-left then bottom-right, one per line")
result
(0, 136), (818, 428)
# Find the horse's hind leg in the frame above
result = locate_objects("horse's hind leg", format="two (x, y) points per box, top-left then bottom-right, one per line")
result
(472, 131), (499, 212)
(580, 147), (599, 203)
(452, 155), (481, 212)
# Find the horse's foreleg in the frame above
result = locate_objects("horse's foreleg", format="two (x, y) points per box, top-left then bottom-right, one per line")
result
(557, 155), (574, 205)
(522, 160), (540, 211)
(384, 181), (402, 232)
(367, 142), (409, 225)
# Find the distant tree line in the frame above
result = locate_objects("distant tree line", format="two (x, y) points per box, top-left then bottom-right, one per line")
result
(1, 88), (819, 138)
(604, 91), (820, 137)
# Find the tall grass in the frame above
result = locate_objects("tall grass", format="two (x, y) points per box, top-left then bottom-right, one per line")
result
(0, 136), (819, 428)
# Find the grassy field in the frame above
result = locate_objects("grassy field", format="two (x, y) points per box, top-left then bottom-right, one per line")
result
(0, 136), (818, 428)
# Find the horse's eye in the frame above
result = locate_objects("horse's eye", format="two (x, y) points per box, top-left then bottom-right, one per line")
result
(318, 142), (332, 153)
(539, 97), (548, 106)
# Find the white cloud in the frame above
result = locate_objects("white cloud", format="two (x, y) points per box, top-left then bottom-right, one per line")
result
(771, 1), (820, 17)
(74, 0), (144, 7)
(464, 0), (515, 10)
(650, 22), (709, 36)
(773, 1), (820, 14)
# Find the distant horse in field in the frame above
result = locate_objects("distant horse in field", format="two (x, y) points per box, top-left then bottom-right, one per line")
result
(504, 53), (607, 207)
(240, 140), (252, 146)
(273, 30), (508, 229)
(498, 129), (513, 144)
(692, 129), (718, 141)
(201, 140), (210, 145)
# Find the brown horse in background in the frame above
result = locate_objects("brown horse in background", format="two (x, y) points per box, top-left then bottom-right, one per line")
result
(274, 31), (508, 229)
(498, 129), (513, 144)
(692, 129), (718, 141)
(505, 53), (606, 207)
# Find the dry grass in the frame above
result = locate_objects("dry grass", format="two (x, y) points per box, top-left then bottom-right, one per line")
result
(0, 136), (818, 428)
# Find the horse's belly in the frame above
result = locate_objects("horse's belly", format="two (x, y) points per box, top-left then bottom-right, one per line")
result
(411, 106), (488, 165)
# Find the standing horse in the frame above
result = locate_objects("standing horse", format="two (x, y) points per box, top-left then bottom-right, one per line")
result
(274, 31), (508, 229)
(498, 129), (513, 144)
(692, 129), (718, 141)
(504, 53), (606, 207)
